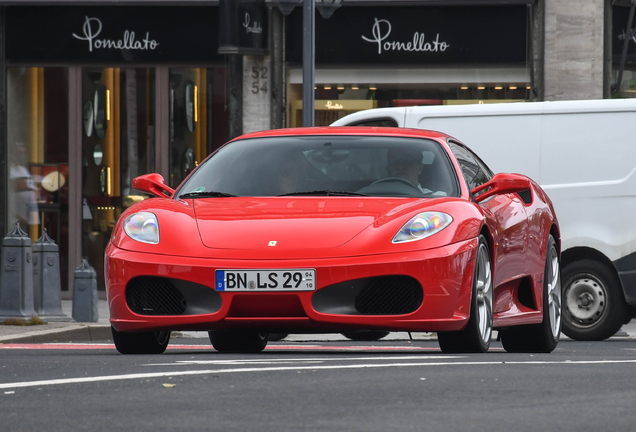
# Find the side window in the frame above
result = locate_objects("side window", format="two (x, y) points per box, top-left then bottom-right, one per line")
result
(448, 141), (492, 190)
(350, 118), (398, 127)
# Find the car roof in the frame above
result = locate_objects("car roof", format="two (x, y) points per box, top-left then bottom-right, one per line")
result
(233, 126), (453, 142)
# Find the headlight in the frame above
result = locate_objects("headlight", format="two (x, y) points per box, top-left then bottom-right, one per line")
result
(123, 212), (159, 244)
(392, 212), (452, 243)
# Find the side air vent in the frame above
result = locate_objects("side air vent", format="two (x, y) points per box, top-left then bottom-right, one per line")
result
(127, 276), (187, 315)
(517, 188), (533, 204)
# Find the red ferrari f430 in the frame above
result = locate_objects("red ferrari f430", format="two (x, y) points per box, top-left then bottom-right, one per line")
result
(105, 127), (561, 354)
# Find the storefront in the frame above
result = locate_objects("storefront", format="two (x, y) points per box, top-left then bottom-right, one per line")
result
(5, 5), (230, 296)
(612, 2), (636, 95)
(284, 2), (533, 126)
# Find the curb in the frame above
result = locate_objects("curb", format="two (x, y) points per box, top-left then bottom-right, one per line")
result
(0, 324), (112, 344)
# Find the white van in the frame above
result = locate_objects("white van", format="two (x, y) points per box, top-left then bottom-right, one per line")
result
(332, 99), (636, 341)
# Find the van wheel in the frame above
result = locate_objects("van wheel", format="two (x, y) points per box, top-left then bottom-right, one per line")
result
(561, 259), (628, 341)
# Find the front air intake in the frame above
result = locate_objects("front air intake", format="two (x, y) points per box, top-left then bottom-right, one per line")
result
(354, 276), (423, 315)
(312, 275), (423, 315)
(126, 276), (187, 315)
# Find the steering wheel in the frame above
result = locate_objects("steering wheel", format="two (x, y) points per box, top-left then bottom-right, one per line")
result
(370, 177), (418, 188)
(356, 176), (426, 197)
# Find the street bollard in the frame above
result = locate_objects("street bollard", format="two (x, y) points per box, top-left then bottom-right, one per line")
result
(0, 220), (36, 319)
(32, 229), (68, 320)
(72, 259), (99, 323)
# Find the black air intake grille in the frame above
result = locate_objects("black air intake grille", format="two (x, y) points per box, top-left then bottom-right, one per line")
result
(126, 277), (187, 315)
(354, 276), (423, 315)
(517, 188), (533, 204)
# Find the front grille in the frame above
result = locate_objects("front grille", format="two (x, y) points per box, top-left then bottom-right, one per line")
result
(354, 276), (422, 315)
(126, 277), (187, 315)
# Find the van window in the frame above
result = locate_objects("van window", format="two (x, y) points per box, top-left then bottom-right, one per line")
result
(349, 118), (398, 127)
(448, 141), (492, 190)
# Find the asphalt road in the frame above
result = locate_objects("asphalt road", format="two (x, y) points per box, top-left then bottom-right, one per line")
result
(1, 338), (636, 432)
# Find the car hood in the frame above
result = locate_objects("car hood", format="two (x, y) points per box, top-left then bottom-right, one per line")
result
(193, 197), (420, 251)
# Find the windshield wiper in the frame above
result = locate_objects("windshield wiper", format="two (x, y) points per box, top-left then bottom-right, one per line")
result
(277, 190), (369, 197)
(179, 191), (238, 198)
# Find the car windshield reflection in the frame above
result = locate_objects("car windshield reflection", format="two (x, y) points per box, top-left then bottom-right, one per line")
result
(176, 136), (459, 198)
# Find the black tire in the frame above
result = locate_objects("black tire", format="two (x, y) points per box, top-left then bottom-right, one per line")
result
(341, 331), (390, 341)
(561, 259), (629, 341)
(209, 330), (268, 353)
(111, 326), (170, 354)
(438, 235), (492, 354)
(500, 235), (561, 353)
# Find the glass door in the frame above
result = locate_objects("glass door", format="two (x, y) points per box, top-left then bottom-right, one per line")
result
(81, 67), (156, 291)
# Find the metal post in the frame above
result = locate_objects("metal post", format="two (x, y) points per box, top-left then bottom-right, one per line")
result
(270, 6), (286, 129)
(302, 0), (315, 127)
(229, 54), (243, 139)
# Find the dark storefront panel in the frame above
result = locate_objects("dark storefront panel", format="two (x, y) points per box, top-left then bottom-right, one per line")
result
(6, 6), (223, 63)
(286, 5), (528, 65)
(613, 6), (636, 63)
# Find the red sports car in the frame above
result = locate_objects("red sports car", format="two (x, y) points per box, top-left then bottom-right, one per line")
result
(105, 127), (561, 354)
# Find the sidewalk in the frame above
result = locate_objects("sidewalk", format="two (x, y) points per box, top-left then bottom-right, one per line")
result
(1, 299), (636, 344)
(0, 300), (111, 344)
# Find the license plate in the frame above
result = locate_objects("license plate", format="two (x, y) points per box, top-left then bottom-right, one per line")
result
(215, 269), (316, 292)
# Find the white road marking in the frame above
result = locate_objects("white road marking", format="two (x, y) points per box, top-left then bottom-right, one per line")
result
(2, 359), (636, 390)
(145, 355), (457, 366)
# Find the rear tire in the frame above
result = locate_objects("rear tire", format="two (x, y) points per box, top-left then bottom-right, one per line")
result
(561, 259), (628, 341)
(341, 331), (390, 341)
(209, 330), (268, 353)
(111, 326), (170, 354)
(500, 235), (561, 353)
(438, 235), (492, 354)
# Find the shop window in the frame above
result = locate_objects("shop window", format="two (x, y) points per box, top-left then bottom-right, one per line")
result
(169, 68), (229, 188)
(7, 67), (70, 289)
(289, 83), (530, 127)
(81, 67), (156, 291)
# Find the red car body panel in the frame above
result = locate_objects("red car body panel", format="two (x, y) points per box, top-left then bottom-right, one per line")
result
(105, 127), (560, 335)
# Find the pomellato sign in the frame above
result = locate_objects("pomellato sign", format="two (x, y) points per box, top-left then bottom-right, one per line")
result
(6, 6), (222, 62)
(361, 18), (450, 55)
(286, 5), (527, 65)
(72, 16), (160, 52)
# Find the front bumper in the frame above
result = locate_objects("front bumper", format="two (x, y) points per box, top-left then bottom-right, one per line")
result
(105, 238), (478, 333)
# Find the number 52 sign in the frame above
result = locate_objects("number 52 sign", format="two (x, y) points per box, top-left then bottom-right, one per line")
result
(243, 56), (271, 133)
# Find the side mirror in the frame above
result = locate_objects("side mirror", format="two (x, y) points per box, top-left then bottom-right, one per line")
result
(471, 173), (530, 203)
(132, 174), (175, 198)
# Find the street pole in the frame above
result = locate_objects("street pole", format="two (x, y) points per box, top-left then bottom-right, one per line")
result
(302, 0), (315, 127)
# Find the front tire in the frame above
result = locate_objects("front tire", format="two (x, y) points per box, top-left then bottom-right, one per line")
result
(111, 326), (170, 354)
(561, 259), (628, 341)
(500, 235), (561, 353)
(209, 330), (268, 353)
(438, 235), (493, 353)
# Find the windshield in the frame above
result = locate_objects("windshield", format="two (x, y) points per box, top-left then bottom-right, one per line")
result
(176, 135), (459, 198)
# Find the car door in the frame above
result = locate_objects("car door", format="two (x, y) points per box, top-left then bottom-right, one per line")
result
(448, 141), (529, 287)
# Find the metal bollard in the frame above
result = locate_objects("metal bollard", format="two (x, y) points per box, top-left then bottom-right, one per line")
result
(32, 229), (68, 320)
(0, 220), (36, 319)
(72, 259), (99, 323)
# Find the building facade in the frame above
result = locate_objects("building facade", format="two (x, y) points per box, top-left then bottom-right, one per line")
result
(0, 0), (630, 297)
